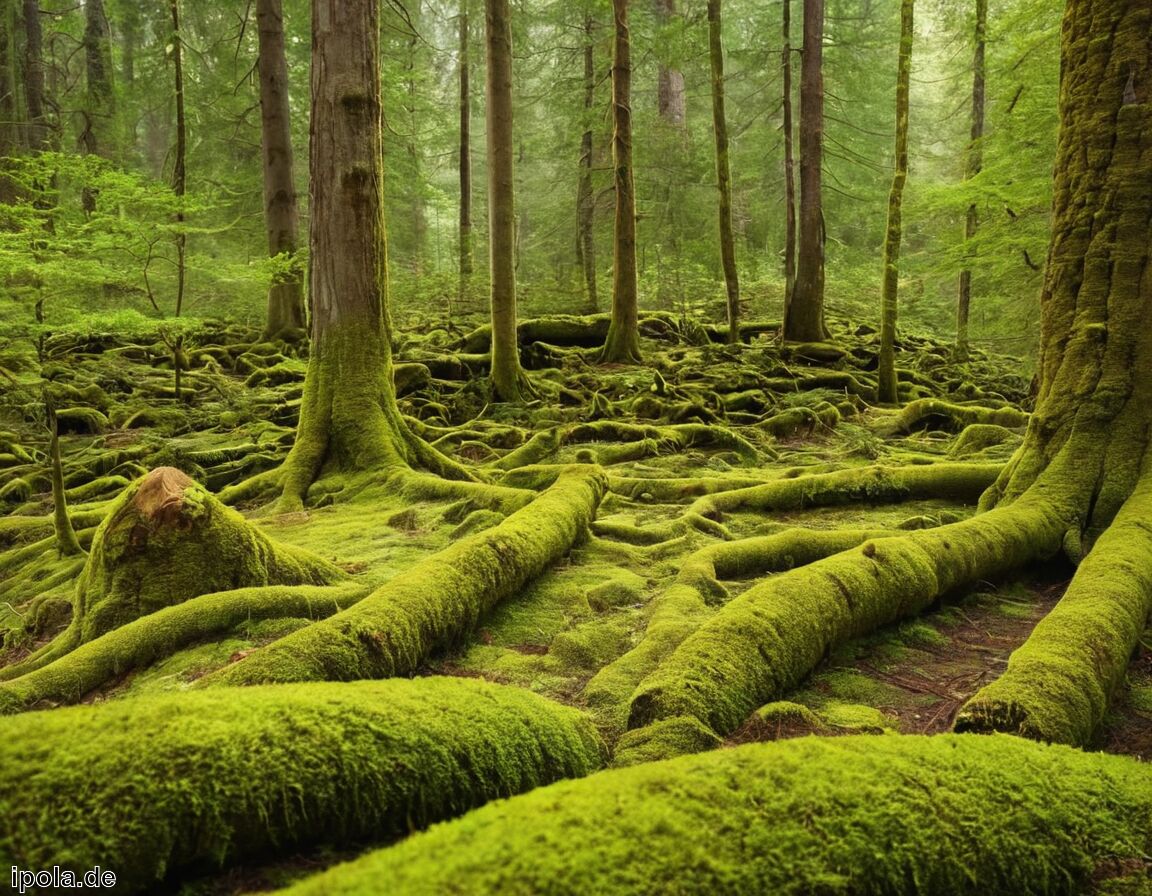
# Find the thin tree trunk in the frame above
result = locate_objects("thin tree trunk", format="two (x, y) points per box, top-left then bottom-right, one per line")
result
(458, 1), (473, 310)
(485, 0), (527, 400)
(707, 0), (740, 344)
(654, 0), (685, 128)
(601, 0), (641, 364)
(785, 0), (825, 343)
(45, 399), (82, 558)
(0, 7), (16, 203)
(257, 0), (306, 340)
(955, 0), (986, 361)
(575, 11), (597, 314)
(781, 0), (797, 326)
(405, 25), (426, 275)
(81, 0), (114, 158)
(169, 0), (186, 320)
(877, 0), (914, 404)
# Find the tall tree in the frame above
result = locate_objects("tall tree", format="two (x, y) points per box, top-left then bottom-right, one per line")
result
(257, 0), (306, 340)
(600, 0), (640, 364)
(877, 0), (914, 404)
(279, 0), (466, 510)
(575, 9), (597, 313)
(781, 0), (797, 319)
(785, 0), (825, 342)
(707, 0), (739, 344)
(169, 0), (187, 318)
(22, 0), (48, 150)
(81, 0), (114, 158)
(485, 0), (528, 400)
(458, 0), (473, 308)
(654, 0), (685, 128)
(954, 0), (987, 361)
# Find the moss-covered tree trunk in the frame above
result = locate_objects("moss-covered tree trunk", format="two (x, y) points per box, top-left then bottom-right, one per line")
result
(784, 0), (825, 342)
(22, 0), (49, 151)
(601, 0), (641, 364)
(654, 0), (685, 129)
(876, 0), (913, 404)
(781, 0), (797, 320)
(954, 0), (986, 362)
(458, 1), (473, 308)
(575, 11), (598, 314)
(279, 0), (460, 509)
(257, 0), (306, 340)
(707, 0), (740, 345)
(169, 0), (187, 320)
(81, 0), (114, 160)
(484, 0), (528, 400)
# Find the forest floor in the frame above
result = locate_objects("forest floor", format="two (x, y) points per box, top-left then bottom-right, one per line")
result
(2, 312), (1150, 893)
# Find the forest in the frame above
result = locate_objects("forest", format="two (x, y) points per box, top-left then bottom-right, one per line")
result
(0, 0), (1149, 891)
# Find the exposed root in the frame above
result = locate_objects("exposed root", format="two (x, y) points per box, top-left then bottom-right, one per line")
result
(0, 583), (368, 714)
(627, 490), (1071, 741)
(955, 472), (1152, 745)
(202, 466), (607, 685)
(875, 398), (1028, 437)
(272, 734), (1152, 896)
(0, 678), (603, 895)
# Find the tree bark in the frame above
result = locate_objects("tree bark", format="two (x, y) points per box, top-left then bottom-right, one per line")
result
(781, 0), (797, 321)
(707, 0), (740, 344)
(257, 0), (306, 340)
(169, 0), (187, 320)
(81, 0), (114, 158)
(575, 11), (598, 314)
(954, 0), (986, 361)
(485, 0), (528, 400)
(22, 0), (47, 150)
(601, 0), (641, 364)
(877, 0), (914, 404)
(785, 0), (825, 342)
(654, 0), (685, 129)
(458, 1), (473, 309)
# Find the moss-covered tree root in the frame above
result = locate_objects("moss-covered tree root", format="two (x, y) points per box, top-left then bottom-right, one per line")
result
(275, 734), (1152, 896)
(584, 528), (894, 730)
(876, 398), (1028, 437)
(0, 677), (603, 895)
(204, 465), (607, 685)
(0, 583), (368, 714)
(628, 492), (1070, 741)
(955, 472), (1152, 744)
(71, 467), (344, 644)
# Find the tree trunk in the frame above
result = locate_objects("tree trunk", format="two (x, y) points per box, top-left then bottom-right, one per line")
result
(0, 6), (17, 203)
(954, 0), (986, 361)
(707, 0), (740, 345)
(877, 0), (914, 404)
(601, 0), (641, 364)
(405, 26), (427, 276)
(458, 1), (473, 309)
(257, 0), (306, 340)
(45, 400), (82, 558)
(169, 0), (187, 321)
(781, 0), (797, 322)
(654, 0), (685, 129)
(575, 11), (597, 314)
(485, 0), (528, 400)
(81, 0), (114, 158)
(22, 0), (47, 150)
(279, 0), (458, 508)
(785, 0), (825, 342)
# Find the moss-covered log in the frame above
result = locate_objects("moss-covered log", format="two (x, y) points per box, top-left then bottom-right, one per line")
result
(955, 471), (1152, 744)
(0, 678), (603, 895)
(629, 490), (1069, 739)
(72, 467), (344, 644)
(0, 583), (368, 714)
(204, 466), (607, 685)
(275, 734), (1152, 896)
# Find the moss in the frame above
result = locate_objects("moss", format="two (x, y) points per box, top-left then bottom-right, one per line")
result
(817, 702), (896, 733)
(949, 423), (1023, 458)
(877, 399), (1028, 437)
(275, 734), (1152, 896)
(204, 466), (607, 685)
(0, 677), (603, 895)
(449, 508), (506, 540)
(611, 715), (721, 768)
(0, 583), (368, 714)
(70, 468), (344, 645)
(586, 578), (644, 612)
(955, 473), (1152, 745)
(549, 614), (635, 673)
(754, 700), (828, 730)
(628, 489), (1070, 741)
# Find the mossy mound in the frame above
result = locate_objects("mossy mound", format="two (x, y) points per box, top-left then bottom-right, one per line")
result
(72, 467), (343, 643)
(0, 677), (604, 895)
(275, 733), (1152, 896)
